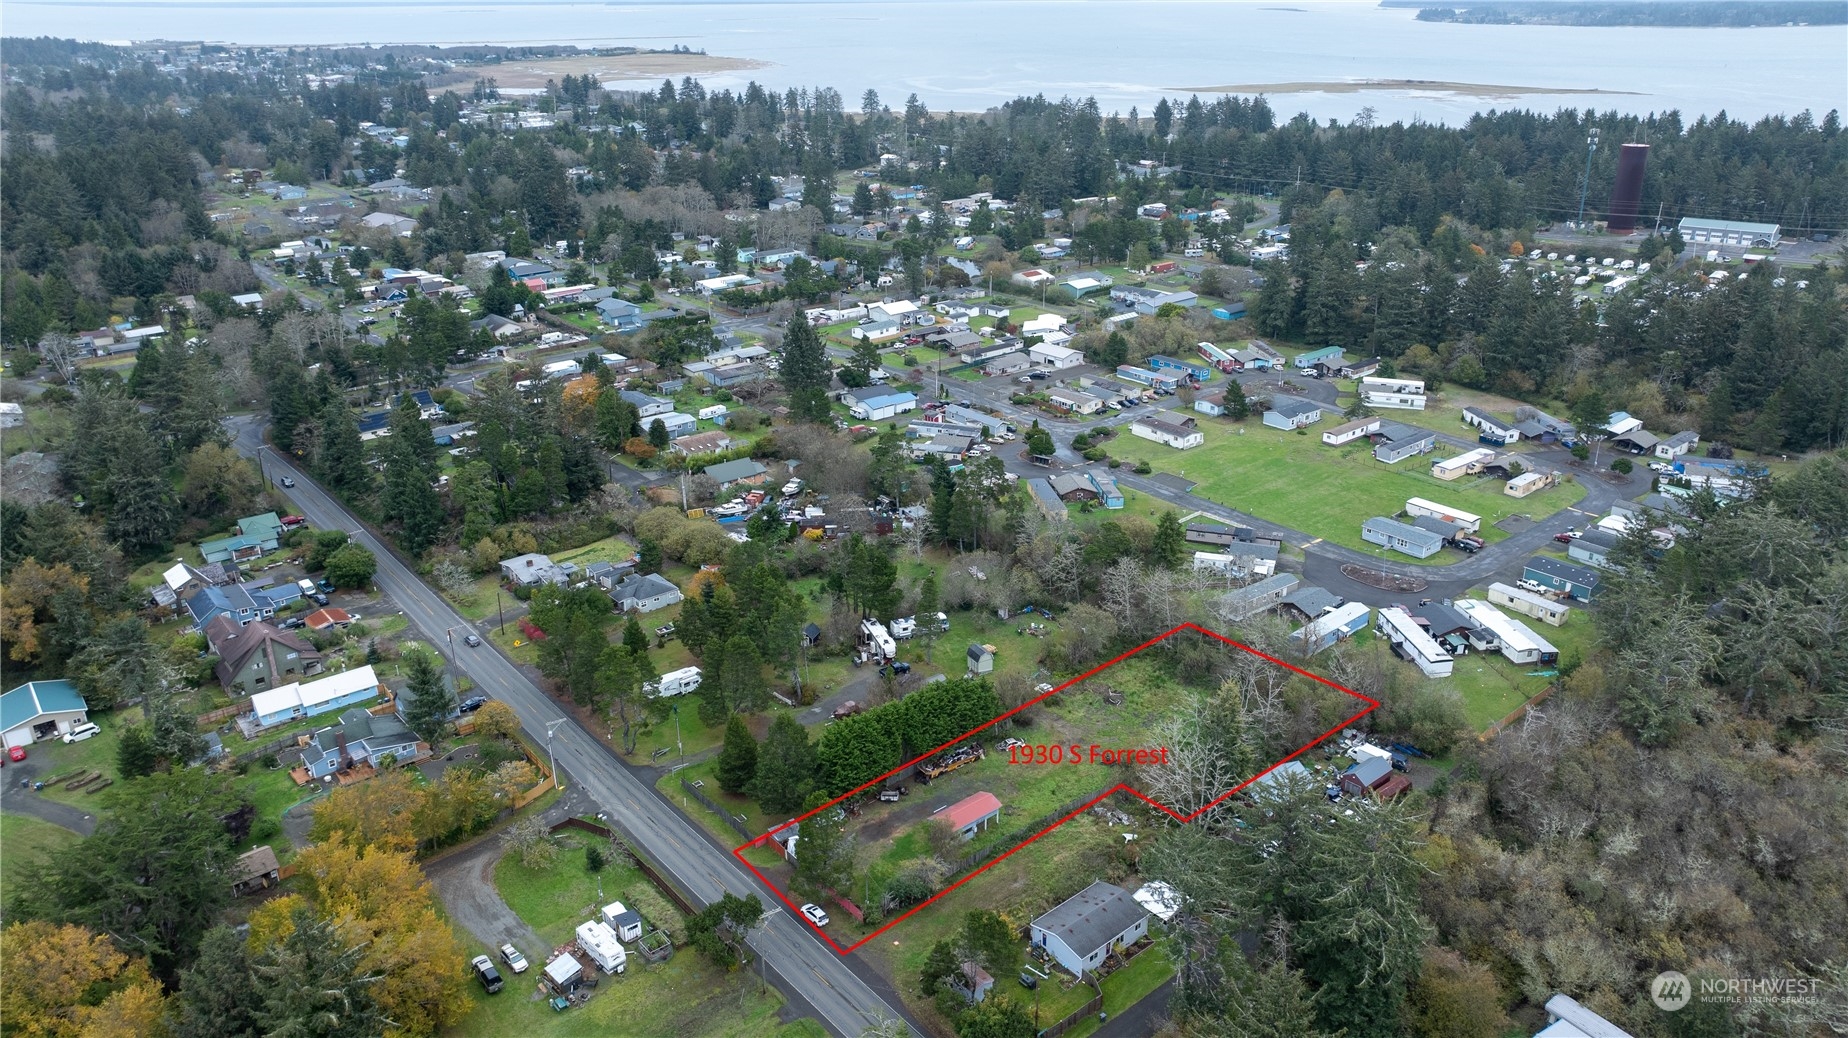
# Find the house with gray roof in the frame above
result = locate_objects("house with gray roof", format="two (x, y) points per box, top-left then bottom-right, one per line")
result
(1262, 398), (1323, 430)
(609, 573), (683, 614)
(1215, 573), (1300, 621)
(1030, 881), (1151, 977)
(705, 459), (769, 488)
(301, 707), (425, 779)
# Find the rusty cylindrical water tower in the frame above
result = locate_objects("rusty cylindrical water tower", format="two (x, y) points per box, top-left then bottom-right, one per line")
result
(1606, 143), (1650, 234)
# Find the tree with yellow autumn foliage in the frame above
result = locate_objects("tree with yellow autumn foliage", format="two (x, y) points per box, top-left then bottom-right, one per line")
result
(0, 920), (168, 1038)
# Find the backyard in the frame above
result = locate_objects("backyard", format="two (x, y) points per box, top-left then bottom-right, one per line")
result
(1100, 422), (1588, 555)
(447, 827), (816, 1038)
(1442, 593), (1597, 731)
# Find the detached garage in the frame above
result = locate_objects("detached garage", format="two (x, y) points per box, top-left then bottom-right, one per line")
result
(2, 680), (90, 749)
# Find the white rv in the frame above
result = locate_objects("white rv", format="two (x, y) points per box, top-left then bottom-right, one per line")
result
(644, 666), (703, 698)
(575, 920), (627, 974)
(858, 618), (897, 661)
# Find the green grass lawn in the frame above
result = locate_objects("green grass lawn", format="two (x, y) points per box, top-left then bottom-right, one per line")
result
(0, 814), (80, 902)
(1060, 945), (1176, 1038)
(1101, 423), (1587, 556)
(447, 939), (798, 1038)
(28, 706), (143, 810)
(493, 831), (681, 948)
(1442, 594), (1596, 730)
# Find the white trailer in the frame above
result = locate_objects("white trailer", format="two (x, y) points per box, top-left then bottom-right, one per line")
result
(889, 617), (917, 640)
(576, 920), (627, 974)
(645, 666), (702, 698)
(858, 618), (896, 660)
(1405, 497), (1483, 533)
(542, 359), (583, 379)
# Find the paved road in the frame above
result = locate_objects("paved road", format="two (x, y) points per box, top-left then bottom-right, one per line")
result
(0, 760), (99, 837)
(227, 416), (919, 1038)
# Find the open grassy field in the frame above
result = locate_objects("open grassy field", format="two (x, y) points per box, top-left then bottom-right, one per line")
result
(1102, 422), (1588, 555)
(0, 814), (80, 903)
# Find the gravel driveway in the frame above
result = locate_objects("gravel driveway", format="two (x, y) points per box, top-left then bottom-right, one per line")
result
(424, 837), (542, 954)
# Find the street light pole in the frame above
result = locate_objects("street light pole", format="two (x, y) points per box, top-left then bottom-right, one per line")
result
(1576, 128), (1600, 231)
(544, 718), (568, 789)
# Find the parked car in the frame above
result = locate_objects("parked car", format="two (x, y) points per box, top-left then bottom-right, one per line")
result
(459, 696), (489, 713)
(463, 634), (483, 647)
(8, 746), (26, 762)
(62, 722), (101, 744)
(279, 476), (296, 488)
(471, 955), (504, 994)
(277, 617), (307, 630)
(1517, 579), (1551, 595)
(800, 904), (830, 928)
(1017, 376), (1034, 383)
(499, 944), (529, 974)
(1018, 973), (1038, 991)
(316, 579), (336, 593)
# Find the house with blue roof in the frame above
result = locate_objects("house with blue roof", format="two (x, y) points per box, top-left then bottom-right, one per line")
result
(185, 584), (277, 629)
(3, 680), (90, 749)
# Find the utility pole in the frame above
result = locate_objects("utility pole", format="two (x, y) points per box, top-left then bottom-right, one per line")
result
(1576, 128), (1600, 231)
(544, 718), (568, 789)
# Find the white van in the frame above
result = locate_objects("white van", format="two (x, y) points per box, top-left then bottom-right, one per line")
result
(62, 722), (101, 744)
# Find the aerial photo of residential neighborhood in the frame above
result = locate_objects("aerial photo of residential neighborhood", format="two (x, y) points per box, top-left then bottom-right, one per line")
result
(0, 17), (1845, 1038)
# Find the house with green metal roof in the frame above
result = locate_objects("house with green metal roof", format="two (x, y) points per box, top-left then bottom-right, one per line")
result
(2, 680), (90, 749)
(200, 512), (286, 564)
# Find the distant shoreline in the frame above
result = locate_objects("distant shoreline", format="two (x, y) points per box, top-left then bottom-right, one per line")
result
(423, 51), (771, 89)
(1165, 78), (1642, 98)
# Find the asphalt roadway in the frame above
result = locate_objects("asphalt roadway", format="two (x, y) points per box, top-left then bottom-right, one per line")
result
(227, 416), (919, 1038)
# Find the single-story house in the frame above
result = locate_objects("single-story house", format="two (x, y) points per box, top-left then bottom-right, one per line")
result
(1110, 285), (1197, 314)
(982, 351), (1033, 377)
(1293, 346), (1344, 369)
(1505, 471), (1556, 498)
(1569, 528), (1622, 569)
(1194, 541), (1278, 578)
(1114, 365), (1180, 390)
(1130, 411), (1204, 449)
(1046, 388), (1105, 415)
(1406, 497), (1482, 533)
(1027, 478), (1070, 521)
(1030, 881), (1152, 977)
(1146, 355), (1214, 381)
(1340, 751), (1413, 800)
(1463, 406), (1522, 445)
(1215, 573), (1300, 621)
(199, 512), (285, 564)
(932, 791), (1002, 840)
(1374, 430), (1437, 464)
(609, 573), (684, 614)
(1654, 430), (1700, 459)
(300, 706), (424, 779)
(471, 313), (523, 340)
(1361, 517), (1444, 559)
(1524, 556), (1601, 602)
(500, 552), (572, 587)
(706, 459), (769, 489)
(1263, 399), (1324, 430)
(671, 430), (734, 455)
(1087, 470), (1124, 508)
(1230, 348), (1274, 370)
(1050, 472), (1099, 502)
(621, 390), (675, 418)
(1454, 599), (1558, 665)
(230, 845), (283, 896)
(852, 318), (904, 343)
(1193, 393), (1227, 417)
(1375, 606), (1455, 678)
(846, 387), (919, 421)
(1536, 992), (1638, 1038)
(644, 412), (697, 439)
(1431, 447), (1498, 481)
(250, 665), (383, 728)
(206, 615), (324, 694)
(1603, 411), (1645, 436)
(1322, 417), (1380, 445)
(1409, 600), (1474, 647)
(2, 680), (90, 749)
(1358, 376), (1426, 410)
(1295, 601), (1371, 654)
(1487, 582), (1570, 626)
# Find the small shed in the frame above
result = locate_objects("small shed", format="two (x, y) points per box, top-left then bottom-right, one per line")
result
(966, 643), (996, 674)
(230, 845), (282, 896)
(544, 954), (585, 992)
(957, 962), (995, 1004)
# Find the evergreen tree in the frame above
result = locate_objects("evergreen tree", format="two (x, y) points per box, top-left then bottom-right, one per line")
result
(1152, 510), (1187, 569)
(173, 926), (263, 1038)
(400, 649), (456, 744)
(753, 711), (816, 813)
(623, 615), (650, 657)
(103, 430), (179, 554)
(647, 418), (670, 450)
(250, 905), (387, 1038)
(920, 938), (959, 995)
(914, 568), (941, 663)
(1224, 383), (1251, 421)
(696, 638), (729, 725)
(779, 316), (833, 423)
(317, 401), (372, 498)
(720, 633), (767, 714)
(716, 714), (759, 795)
(793, 791), (852, 894)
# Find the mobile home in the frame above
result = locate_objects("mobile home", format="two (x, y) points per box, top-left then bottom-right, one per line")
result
(1405, 498), (1482, 533)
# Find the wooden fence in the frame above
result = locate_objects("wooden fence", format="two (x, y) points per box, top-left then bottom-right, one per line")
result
(681, 778), (755, 842)
(1480, 685), (1557, 740)
(195, 703), (244, 728)
(1036, 985), (1104, 1038)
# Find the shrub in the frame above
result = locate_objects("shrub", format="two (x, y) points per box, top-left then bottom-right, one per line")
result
(1612, 457), (1634, 474)
(1134, 460), (1153, 474)
(1107, 457), (1121, 468)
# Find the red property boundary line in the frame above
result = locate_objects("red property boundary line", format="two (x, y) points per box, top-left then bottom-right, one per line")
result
(732, 621), (1379, 954)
